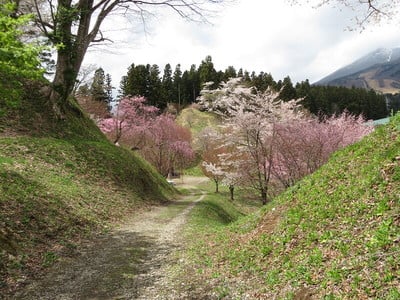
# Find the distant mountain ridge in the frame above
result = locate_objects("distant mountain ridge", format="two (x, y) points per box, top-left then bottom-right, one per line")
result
(315, 47), (400, 94)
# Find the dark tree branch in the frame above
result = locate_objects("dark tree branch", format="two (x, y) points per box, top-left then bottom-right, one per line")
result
(92, 30), (114, 42)
(33, 0), (52, 35)
(290, 0), (397, 27)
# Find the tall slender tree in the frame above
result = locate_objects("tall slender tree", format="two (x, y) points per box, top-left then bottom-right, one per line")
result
(90, 68), (108, 102)
(279, 76), (297, 101)
(105, 73), (113, 110)
(198, 55), (218, 88)
(188, 64), (200, 103)
(173, 64), (182, 107)
(162, 63), (174, 106)
(148, 64), (162, 107)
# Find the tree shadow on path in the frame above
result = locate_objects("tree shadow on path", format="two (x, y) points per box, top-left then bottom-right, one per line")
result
(12, 228), (177, 300)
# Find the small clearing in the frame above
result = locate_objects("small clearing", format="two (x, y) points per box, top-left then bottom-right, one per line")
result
(11, 176), (208, 300)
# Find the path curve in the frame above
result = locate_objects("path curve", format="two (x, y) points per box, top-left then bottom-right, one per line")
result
(12, 176), (208, 300)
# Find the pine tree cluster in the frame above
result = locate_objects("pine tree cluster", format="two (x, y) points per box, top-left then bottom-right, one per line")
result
(92, 55), (389, 119)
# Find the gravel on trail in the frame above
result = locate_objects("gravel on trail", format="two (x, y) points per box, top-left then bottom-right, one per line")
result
(11, 176), (209, 300)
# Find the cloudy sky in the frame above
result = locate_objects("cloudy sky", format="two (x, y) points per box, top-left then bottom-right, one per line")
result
(83, 0), (400, 88)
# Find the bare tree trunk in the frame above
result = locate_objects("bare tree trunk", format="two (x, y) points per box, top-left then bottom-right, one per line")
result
(261, 188), (267, 205)
(229, 185), (234, 201)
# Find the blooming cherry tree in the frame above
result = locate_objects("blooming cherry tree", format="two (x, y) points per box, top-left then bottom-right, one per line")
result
(138, 114), (195, 177)
(199, 127), (243, 199)
(98, 97), (194, 176)
(198, 78), (304, 204)
(202, 161), (225, 193)
(98, 96), (159, 145)
(198, 78), (373, 204)
(272, 111), (374, 187)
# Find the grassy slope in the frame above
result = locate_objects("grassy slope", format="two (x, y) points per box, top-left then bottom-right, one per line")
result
(176, 106), (221, 136)
(186, 114), (400, 299)
(176, 106), (221, 176)
(0, 85), (175, 292)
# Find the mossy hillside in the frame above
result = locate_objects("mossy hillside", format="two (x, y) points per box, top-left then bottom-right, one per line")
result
(187, 114), (400, 298)
(0, 80), (106, 141)
(0, 84), (176, 290)
(0, 135), (175, 289)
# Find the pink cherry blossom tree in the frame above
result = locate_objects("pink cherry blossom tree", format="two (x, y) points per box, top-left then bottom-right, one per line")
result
(98, 97), (194, 176)
(198, 126), (243, 199)
(198, 78), (304, 204)
(271, 112), (374, 188)
(198, 78), (374, 204)
(202, 161), (225, 193)
(139, 114), (195, 177)
(98, 96), (159, 145)
(199, 127), (229, 193)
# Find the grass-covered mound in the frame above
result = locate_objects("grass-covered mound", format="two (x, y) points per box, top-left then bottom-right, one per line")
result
(0, 81), (107, 140)
(187, 114), (400, 298)
(0, 84), (175, 292)
(176, 106), (221, 138)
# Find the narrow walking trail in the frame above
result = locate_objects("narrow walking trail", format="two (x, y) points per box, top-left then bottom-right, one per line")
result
(13, 176), (208, 300)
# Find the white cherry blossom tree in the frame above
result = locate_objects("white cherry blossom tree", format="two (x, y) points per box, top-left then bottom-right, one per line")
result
(198, 78), (303, 204)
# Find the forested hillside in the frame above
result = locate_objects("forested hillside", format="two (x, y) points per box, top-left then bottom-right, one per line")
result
(82, 55), (388, 120)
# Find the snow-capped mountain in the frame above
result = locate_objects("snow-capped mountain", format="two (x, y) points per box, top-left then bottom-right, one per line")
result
(315, 47), (400, 94)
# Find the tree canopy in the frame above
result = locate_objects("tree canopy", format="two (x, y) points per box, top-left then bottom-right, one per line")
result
(117, 56), (389, 119)
(0, 1), (43, 115)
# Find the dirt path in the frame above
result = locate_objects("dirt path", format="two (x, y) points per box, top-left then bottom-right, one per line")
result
(12, 176), (208, 300)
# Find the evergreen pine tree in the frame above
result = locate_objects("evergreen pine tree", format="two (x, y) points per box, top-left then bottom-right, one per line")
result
(121, 64), (150, 98)
(148, 64), (162, 107)
(188, 64), (200, 103)
(223, 66), (237, 81)
(105, 73), (113, 110)
(91, 68), (108, 103)
(279, 76), (297, 101)
(173, 64), (182, 107)
(162, 63), (174, 105)
(198, 55), (218, 88)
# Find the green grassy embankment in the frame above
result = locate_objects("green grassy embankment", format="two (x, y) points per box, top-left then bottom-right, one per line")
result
(176, 106), (222, 176)
(176, 106), (221, 137)
(0, 86), (175, 292)
(166, 181), (262, 298)
(183, 114), (400, 298)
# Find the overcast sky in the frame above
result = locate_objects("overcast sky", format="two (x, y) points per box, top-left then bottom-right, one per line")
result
(83, 0), (400, 89)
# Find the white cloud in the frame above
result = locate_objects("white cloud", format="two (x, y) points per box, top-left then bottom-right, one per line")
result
(83, 0), (400, 89)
